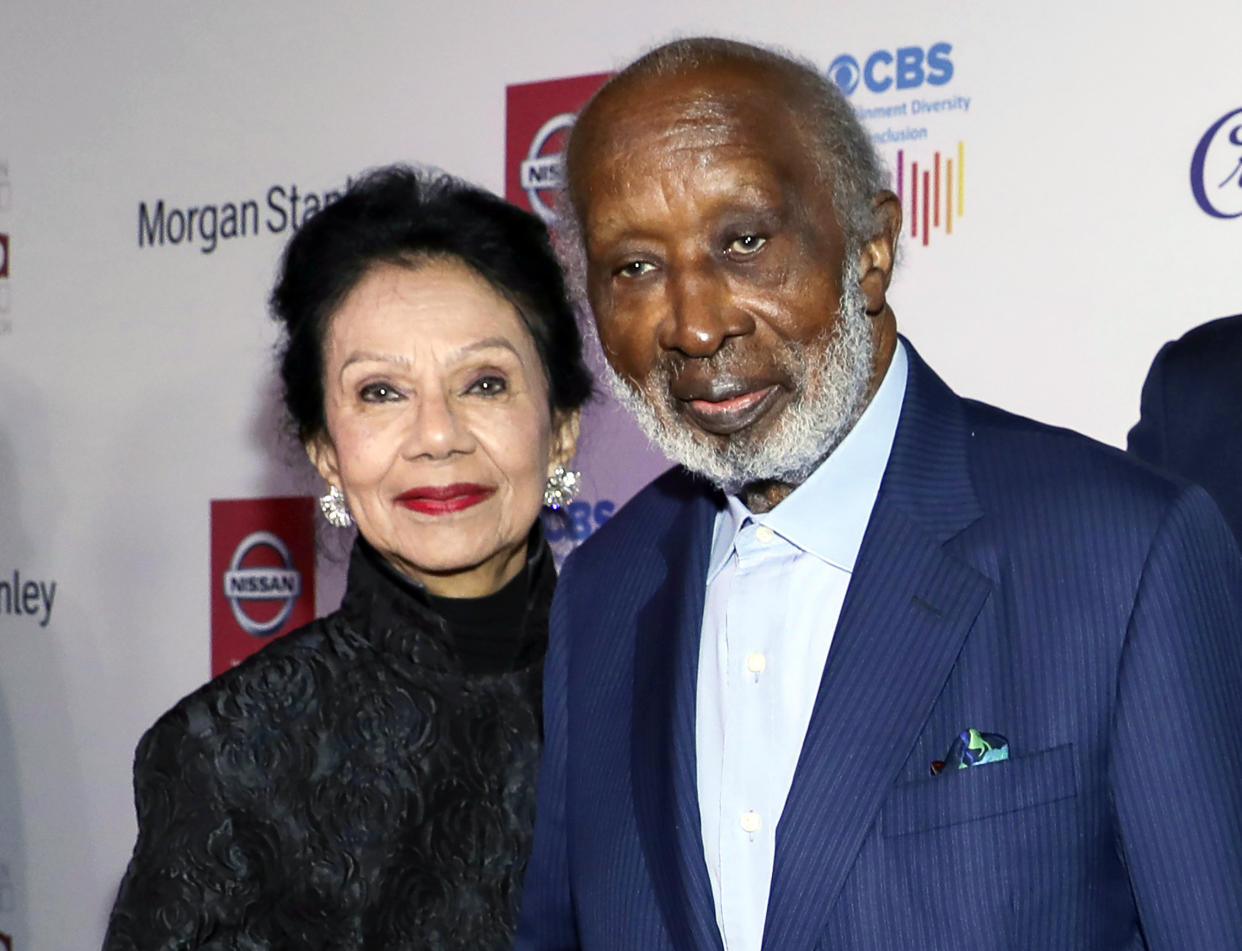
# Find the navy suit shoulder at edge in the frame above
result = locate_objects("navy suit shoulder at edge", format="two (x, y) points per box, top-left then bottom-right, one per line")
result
(959, 394), (1193, 515)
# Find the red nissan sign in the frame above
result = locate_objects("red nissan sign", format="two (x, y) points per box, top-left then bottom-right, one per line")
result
(210, 497), (316, 676)
(505, 72), (611, 225)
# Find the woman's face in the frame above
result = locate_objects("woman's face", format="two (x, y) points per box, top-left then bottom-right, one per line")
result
(308, 258), (576, 597)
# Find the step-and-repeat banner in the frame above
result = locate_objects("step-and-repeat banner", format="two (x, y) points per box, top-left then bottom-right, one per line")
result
(1, 0), (1240, 946)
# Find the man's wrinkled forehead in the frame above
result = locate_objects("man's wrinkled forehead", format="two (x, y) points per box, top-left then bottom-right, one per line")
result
(568, 65), (806, 202)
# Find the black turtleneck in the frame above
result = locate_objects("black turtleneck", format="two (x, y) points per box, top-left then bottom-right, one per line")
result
(359, 532), (545, 677)
(424, 562), (538, 675)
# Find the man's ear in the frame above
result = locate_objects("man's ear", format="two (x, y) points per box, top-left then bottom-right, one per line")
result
(857, 190), (902, 315)
(548, 409), (581, 473)
(305, 432), (341, 488)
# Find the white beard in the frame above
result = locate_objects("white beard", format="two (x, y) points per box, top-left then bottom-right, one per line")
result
(600, 260), (875, 496)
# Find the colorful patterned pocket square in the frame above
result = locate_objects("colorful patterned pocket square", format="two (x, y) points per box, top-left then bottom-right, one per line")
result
(930, 728), (1009, 775)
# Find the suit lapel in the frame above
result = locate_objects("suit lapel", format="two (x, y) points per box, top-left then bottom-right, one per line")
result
(631, 476), (726, 951)
(762, 345), (994, 951)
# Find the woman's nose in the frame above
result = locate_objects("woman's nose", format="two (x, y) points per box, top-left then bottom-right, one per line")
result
(401, 391), (475, 459)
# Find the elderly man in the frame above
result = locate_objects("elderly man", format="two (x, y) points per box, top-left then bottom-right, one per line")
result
(517, 38), (1242, 951)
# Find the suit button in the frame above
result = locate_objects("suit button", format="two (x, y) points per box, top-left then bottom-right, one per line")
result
(740, 811), (762, 833)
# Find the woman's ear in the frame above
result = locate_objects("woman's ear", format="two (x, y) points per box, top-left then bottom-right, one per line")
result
(548, 409), (581, 473)
(305, 432), (341, 487)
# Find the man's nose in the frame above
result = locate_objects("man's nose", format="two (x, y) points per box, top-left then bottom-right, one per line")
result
(658, 266), (754, 358)
(401, 390), (475, 459)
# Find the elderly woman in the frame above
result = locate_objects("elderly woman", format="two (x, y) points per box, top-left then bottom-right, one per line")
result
(104, 166), (592, 950)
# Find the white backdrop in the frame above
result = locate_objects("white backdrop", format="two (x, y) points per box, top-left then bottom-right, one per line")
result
(1, 1), (1240, 947)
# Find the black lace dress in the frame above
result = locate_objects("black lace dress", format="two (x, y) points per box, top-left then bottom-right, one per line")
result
(103, 532), (552, 951)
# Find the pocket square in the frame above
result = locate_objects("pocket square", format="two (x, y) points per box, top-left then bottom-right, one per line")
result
(930, 728), (1009, 775)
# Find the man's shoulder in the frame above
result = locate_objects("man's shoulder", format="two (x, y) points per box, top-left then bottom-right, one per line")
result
(1166, 313), (1242, 355)
(1153, 314), (1242, 385)
(959, 394), (1190, 521)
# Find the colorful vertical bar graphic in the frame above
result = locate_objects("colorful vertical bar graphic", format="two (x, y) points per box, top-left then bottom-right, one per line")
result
(957, 141), (965, 218)
(910, 161), (919, 239)
(946, 159), (953, 234)
(922, 170), (930, 247)
(890, 141), (965, 247)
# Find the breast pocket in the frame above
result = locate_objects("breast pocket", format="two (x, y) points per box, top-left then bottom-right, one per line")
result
(881, 743), (1078, 837)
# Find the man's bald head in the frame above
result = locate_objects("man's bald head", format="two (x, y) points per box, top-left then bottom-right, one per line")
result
(563, 38), (887, 276)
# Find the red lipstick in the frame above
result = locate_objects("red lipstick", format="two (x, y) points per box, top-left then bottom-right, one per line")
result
(396, 483), (494, 515)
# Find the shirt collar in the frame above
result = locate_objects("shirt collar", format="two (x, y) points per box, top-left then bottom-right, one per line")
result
(708, 340), (909, 579)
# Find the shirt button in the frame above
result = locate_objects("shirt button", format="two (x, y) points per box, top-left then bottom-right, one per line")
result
(755, 525), (775, 543)
(740, 811), (762, 833)
(746, 652), (766, 674)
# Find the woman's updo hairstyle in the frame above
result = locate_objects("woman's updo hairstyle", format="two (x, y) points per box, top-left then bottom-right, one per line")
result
(271, 164), (592, 443)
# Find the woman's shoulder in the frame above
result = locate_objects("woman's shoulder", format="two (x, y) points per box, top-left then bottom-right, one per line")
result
(135, 613), (356, 759)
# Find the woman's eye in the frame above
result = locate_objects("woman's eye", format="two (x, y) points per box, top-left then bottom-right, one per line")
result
(727, 234), (766, 255)
(359, 382), (402, 402)
(467, 375), (508, 396)
(617, 260), (655, 278)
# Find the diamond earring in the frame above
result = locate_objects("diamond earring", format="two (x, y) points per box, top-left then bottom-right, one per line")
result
(318, 485), (353, 528)
(543, 464), (581, 510)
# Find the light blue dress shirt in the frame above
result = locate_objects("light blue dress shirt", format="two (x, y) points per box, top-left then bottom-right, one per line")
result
(695, 341), (908, 951)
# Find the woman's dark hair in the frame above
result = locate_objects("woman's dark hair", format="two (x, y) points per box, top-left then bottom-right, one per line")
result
(271, 164), (593, 442)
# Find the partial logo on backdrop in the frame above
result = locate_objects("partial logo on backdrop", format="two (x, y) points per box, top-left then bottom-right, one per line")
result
(137, 176), (354, 255)
(1191, 107), (1242, 219)
(828, 41), (969, 248)
(0, 232), (9, 321)
(541, 499), (615, 559)
(210, 497), (316, 676)
(505, 72), (612, 224)
(0, 859), (12, 914)
(0, 157), (10, 321)
(0, 569), (57, 628)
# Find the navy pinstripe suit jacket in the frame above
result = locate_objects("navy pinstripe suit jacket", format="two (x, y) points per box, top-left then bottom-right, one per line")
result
(517, 343), (1242, 951)
(1128, 314), (1242, 555)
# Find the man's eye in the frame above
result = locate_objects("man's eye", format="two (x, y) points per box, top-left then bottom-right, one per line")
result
(616, 260), (655, 278)
(727, 234), (766, 255)
(467, 375), (508, 396)
(359, 382), (402, 402)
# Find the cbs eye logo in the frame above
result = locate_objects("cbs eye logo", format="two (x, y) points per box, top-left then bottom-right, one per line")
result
(1191, 107), (1242, 219)
(828, 43), (954, 96)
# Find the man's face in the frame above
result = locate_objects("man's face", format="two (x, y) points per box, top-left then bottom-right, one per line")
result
(572, 65), (879, 493)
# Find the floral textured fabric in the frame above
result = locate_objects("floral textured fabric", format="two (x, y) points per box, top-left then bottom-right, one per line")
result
(104, 536), (552, 951)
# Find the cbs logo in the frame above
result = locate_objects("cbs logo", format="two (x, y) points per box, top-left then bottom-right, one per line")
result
(828, 42), (953, 96)
(543, 498), (614, 544)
